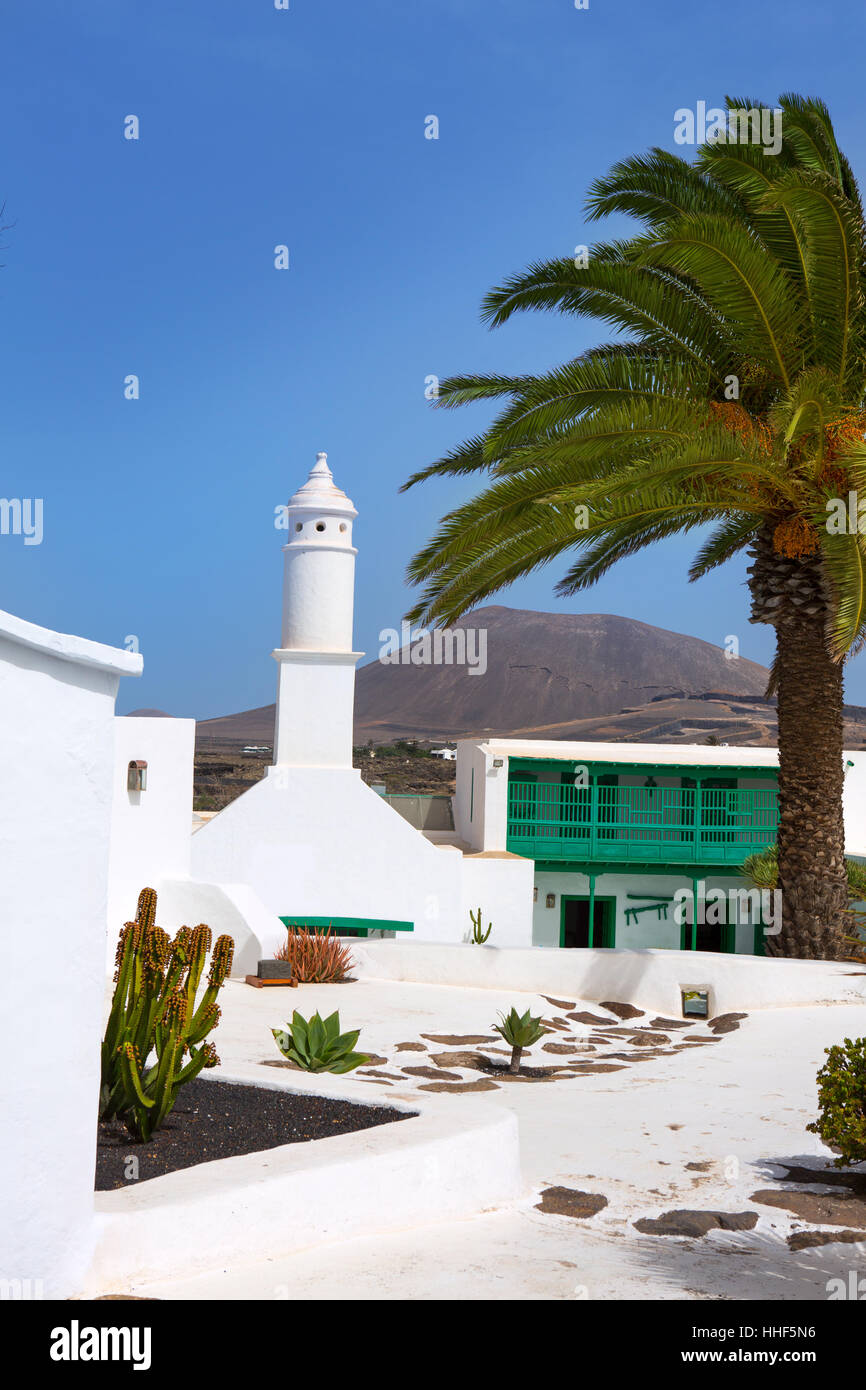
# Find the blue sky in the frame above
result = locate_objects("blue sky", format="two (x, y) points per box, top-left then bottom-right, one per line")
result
(2, 0), (865, 716)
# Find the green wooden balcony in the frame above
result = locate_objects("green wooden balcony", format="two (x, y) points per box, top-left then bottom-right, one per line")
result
(506, 780), (778, 865)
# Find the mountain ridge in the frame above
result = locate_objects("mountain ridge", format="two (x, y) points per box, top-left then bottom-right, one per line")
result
(195, 606), (796, 745)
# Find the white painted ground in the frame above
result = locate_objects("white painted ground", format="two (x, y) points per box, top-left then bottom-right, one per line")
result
(126, 978), (866, 1301)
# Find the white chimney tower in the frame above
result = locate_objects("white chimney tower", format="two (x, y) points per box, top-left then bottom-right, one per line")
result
(272, 453), (363, 767)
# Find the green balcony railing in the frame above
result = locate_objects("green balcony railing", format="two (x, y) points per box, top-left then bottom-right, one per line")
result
(506, 781), (778, 864)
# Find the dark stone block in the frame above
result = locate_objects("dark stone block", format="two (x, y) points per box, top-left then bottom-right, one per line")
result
(257, 959), (294, 980)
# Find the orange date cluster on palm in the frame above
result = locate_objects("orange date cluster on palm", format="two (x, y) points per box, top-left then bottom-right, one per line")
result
(772, 515), (820, 559)
(708, 400), (773, 454)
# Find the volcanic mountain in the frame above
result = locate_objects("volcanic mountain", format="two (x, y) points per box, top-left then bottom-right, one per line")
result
(196, 607), (781, 745)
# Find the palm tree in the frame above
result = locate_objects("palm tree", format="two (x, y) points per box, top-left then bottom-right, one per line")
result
(403, 94), (866, 959)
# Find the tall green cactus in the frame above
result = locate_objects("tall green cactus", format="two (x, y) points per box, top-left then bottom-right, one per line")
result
(469, 907), (492, 944)
(100, 887), (234, 1141)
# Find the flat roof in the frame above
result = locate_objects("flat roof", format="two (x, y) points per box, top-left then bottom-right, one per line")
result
(476, 738), (779, 767)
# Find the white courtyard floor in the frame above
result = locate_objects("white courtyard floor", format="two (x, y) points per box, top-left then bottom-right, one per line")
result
(133, 977), (866, 1301)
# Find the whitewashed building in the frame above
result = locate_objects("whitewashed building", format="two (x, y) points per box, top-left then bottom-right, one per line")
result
(189, 454), (528, 944)
(456, 737), (866, 954)
(105, 453), (866, 959)
(0, 609), (140, 1298)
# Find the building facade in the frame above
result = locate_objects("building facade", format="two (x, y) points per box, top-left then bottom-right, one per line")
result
(454, 738), (866, 955)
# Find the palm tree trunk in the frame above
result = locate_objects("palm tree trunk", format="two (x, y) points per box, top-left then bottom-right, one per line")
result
(749, 529), (849, 958)
(771, 613), (849, 957)
(509, 1046), (522, 1074)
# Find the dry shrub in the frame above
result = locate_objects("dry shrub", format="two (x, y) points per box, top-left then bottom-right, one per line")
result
(274, 925), (356, 983)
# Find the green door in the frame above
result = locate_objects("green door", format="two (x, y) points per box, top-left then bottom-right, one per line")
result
(560, 895), (616, 948)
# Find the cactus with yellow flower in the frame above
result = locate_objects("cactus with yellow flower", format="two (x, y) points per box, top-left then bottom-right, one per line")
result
(100, 887), (234, 1140)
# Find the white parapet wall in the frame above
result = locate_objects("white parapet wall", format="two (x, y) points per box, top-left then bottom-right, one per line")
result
(107, 715), (196, 951)
(0, 608), (141, 1298)
(148, 878), (286, 976)
(83, 1077), (521, 1294)
(350, 941), (866, 1018)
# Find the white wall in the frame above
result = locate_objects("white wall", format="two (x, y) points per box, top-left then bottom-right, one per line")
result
(532, 870), (763, 954)
(191, 765), (468, 942)
(0, 610), (140, 1298)
(352, 940), (866, 1016)
(454, 740), (487, 850)
(152, 879), (285, 976)
(460, 853), (535, 948)
(843, 752), (866, 856)
(107, 717), (195, 948)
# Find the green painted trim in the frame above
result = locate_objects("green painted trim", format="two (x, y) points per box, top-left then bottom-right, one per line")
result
(560, 894), (616, 949)
(532, 860), (752, 878)
(509, 757), (778, 781)
(279, 916), (414, 935)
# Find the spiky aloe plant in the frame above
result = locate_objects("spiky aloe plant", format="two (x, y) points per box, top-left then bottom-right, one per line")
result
(275, 925), (355, 982)
(493, 1006), (549, 1074)
(100, 887), (234, 1141)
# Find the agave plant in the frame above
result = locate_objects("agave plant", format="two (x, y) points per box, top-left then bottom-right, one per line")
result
(402, 93), (866, 961)
(272, 1010), (370, 1073)
(493, 1006), (549, 1074)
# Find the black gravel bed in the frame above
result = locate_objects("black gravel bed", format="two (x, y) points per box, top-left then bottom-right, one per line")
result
(95, 1078), (413, 1191)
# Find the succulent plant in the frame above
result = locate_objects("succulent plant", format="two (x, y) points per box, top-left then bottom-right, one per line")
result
(493, 1006), (549, 1074)
(272, 1010), (370, 1074)
(275, 925), (355, 982)
(100, 887), (234, 1141)
(469, 907), (492, 944)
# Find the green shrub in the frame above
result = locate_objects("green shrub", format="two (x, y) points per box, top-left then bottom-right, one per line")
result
(807, 1036), (866, 1167)
(100, 887), (234, 1141)
(493, 1006), (549, 1074)
(272, 1010), (370, 1073)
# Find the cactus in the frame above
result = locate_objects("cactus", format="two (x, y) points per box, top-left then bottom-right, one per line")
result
(469, 907), (492, 945)
(100, 887), (234, 1141)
